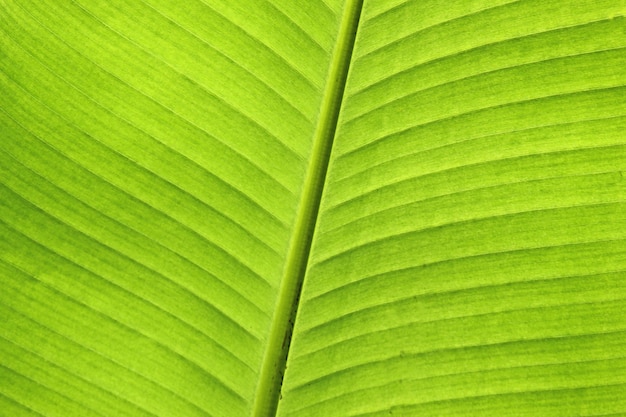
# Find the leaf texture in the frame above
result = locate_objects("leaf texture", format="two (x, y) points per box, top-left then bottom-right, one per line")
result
(0, 1), (345, 416)
(1, 0), (626, 416)
(278, 0), (626, 415)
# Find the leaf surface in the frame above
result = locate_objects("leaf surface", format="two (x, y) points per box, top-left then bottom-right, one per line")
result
(278, 0), (626, 415)
(1, 1), (626, 417)
(0, 0), (345, 415)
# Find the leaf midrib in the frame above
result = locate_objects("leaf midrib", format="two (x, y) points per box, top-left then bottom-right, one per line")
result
(251, 1), (365, 416)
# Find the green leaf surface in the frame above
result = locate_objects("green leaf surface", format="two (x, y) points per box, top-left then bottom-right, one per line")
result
(1, 0), (625, 416)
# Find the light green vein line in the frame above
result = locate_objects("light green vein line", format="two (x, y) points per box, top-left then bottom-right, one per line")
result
(251, 1), (364, 416)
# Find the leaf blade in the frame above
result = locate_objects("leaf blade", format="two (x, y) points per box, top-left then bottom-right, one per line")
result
(278, 1), (626, 415)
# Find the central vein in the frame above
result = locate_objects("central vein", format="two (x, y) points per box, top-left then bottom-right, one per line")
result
(251, 1), (365, 416)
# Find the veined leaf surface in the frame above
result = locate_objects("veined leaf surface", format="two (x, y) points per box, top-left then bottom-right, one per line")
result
(1, 1), (625, 416)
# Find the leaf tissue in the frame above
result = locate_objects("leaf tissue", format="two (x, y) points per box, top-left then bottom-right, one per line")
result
(1, 1), (625, 416)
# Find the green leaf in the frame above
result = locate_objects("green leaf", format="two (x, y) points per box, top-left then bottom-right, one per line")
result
(1, 1), (625, 417)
